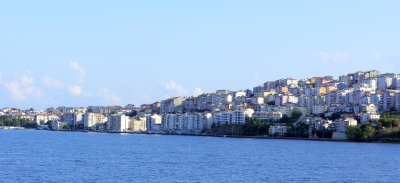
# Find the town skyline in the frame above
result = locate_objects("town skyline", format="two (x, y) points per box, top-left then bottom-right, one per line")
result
(2, 69), (400, 142)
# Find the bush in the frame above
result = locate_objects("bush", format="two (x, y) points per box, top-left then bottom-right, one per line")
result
(346, 124), (375, 141)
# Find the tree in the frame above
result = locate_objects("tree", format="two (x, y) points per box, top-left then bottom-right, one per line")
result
(360, 123), (375, 140)
(330, 112), (342, 121)
(291, 108), (303, 121)
(346, 126), (363, 141)
(63, 124), (71, 130)
(279, 115), (291, 124)
(346, 124), (375, 141)
(126, 110), (137, 117)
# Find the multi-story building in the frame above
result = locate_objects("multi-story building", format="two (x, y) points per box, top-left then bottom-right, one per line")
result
(160, 97), (187, 114)
(146, 114), (162, 131)
(84, 113), (107, 130)
(128, 117), (147, 132)
(253, 111), (283, 121)
(108, 114), (129, 132)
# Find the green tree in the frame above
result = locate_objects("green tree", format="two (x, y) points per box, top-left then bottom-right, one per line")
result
(346, 126), (363, 141)
(360, 123), (375, 140)
(63, 124), (71, 130)
(346, 124), (375, 141)
(279, 115), (291, 124)
(330, 112), (342, 121)
(126, 110), (137, 117)
(291, 108), (303, 121)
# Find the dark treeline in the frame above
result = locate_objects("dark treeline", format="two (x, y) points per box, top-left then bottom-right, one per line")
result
(0, 115), (38, 128)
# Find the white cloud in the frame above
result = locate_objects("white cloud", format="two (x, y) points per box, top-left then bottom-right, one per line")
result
(42, 76), (82, 95)
(43, 76), (65, 88)
(193, 88), (204, 96)
(67, 85), (82, 96)
(160, 81), (188, 96)
(98, 87), (122, 105)
(4, 72), (44, 101)
(312, 51), (349, 63)
(69, 61), (85, 83)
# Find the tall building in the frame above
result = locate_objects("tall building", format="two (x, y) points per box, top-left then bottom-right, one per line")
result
(83, 113), (107, 130)
(108, 114), (129, 132)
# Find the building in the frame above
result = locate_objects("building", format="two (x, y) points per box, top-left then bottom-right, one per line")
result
(160, 97), (187, 114)
(146, 114), (162, 131)
(34, 114), (48, 124)
(51, 121), (69, 131)
(377, 74), (395, 89)
(334, 118), (358, 132)
(269, 125), (288, 136)
(108, 114), (129, 132)
(312, 105), (326, 115)
(129, 117), (147, 132)
(83, 113), (107, 130)
(253, 111), (283, 121)
(360, 113), (381, 123)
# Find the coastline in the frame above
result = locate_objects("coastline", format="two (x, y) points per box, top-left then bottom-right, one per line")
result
(3, 127), (398, 143)
(25, 128), (364, 143)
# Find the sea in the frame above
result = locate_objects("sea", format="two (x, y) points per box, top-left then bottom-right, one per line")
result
(0, 129), (399, 183)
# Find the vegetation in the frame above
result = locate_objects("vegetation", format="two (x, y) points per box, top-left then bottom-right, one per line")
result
(313, 129), (334, 138)
(326, 112), (342, 121)
(126, 110), (137, 117)
(0, 115), (38, 128)
(278, 109), (302, 124)
(345, 111), (400, 142)
(375, 111), (400, 128)
(286, 123), (310, 138)
(242, 118), (271, 136)
(63, 124), (71, 130)
(346, 123), (375, 142)
(291, 108), (303, 121)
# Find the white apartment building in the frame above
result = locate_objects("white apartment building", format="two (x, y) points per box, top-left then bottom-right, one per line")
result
(377, 75), (394, 89)
(129, 117), (146, 132)
(334, 118), (358, 132)
(51, 121), (69, 131)
(84, 113), (107, 130)
(253, 111), (283, 121)
(360, 113), (381, 123)
(273, 106), (293, 116)
(108, 114), (129, 132)
(34, 114), (48, 124)
(146, 114), (162, 131)
(312, 105), (326, 115)
(269, 125), (288, 136)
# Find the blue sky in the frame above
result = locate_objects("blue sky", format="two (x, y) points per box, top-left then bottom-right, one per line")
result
(0, 0), (399, 109)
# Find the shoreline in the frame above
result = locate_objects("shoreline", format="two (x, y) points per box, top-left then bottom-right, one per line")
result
(2, 127), (399, 143)
(33, 129), (371, 143)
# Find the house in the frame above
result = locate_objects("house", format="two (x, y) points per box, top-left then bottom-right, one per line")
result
(51, 121), (69, 131)
(269, 125), (288, 136)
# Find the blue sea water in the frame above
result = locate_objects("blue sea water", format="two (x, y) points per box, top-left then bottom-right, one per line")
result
(0, 130), (399, 183)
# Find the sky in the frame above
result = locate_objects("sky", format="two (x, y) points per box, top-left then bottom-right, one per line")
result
(0, 0), (399, 109)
